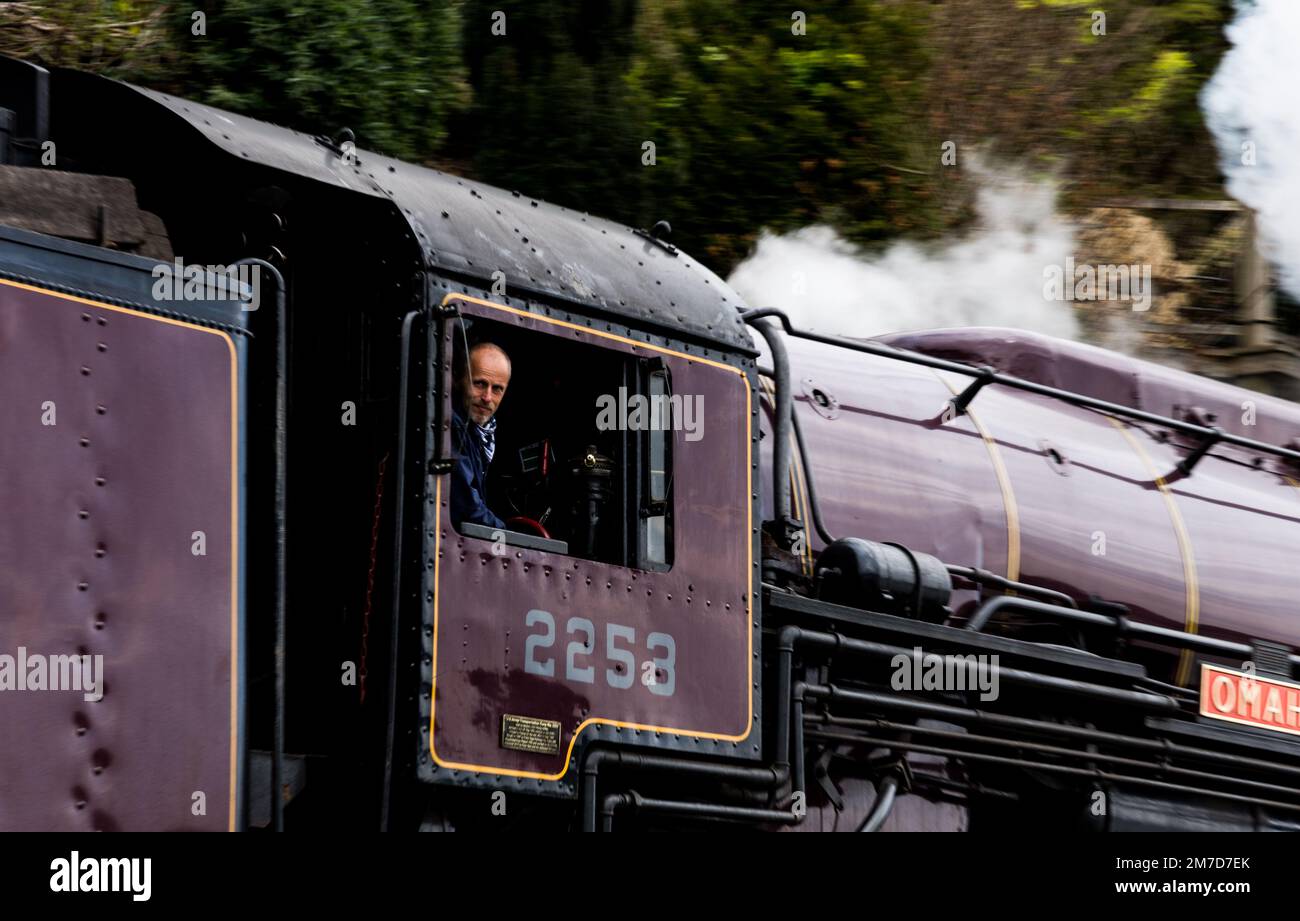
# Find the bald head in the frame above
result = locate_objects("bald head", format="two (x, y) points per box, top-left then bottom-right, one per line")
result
(465, 341), (511, 425)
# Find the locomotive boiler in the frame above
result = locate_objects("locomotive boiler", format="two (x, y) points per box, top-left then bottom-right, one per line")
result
(3, 54), (1300, 833)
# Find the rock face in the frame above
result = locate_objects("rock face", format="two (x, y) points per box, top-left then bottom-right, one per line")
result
(0, 165), (173, 259)
(1073, 207), (1191, 354)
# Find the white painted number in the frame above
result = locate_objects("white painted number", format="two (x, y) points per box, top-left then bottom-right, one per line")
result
(524, 609), (555, 676)
(606, 624), (636, 689)
(522, 611), (675, 696)
(565, 617), (596, 684)
(647, 632), (676, 697)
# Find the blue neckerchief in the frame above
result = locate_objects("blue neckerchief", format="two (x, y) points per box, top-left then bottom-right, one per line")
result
(476, 415), (497, 464)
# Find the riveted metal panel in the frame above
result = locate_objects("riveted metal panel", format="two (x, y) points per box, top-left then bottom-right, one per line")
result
(0, 240), (246, 830)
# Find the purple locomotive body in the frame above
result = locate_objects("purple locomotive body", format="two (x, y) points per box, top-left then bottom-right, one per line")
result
(767, 327), (1300, 685)
(4, 55), (1300, 832)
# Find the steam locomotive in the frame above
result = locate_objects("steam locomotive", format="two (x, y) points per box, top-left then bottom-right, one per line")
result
(3, 55), (1300, 833)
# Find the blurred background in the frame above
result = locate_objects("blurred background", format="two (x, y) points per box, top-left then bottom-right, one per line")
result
(3, 0), (1297, 396)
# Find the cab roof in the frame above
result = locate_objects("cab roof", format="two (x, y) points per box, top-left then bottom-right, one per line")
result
(34, 59), (755, 353)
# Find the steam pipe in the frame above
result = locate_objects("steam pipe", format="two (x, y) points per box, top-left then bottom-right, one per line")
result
(804, 727), (1300, 816)
(964, 595), (1300, 670)
(758, 363), (836, 547)
(580, 748), (785, 832)
(601, 791), (801, 830)
(789, 403), (836, 547)
(801, 686), (1300, 782)
(810, 711), (1300, 802)
(786, 625), (1178, 712)
(857, 776), (899, 833)
(946, 565), (1077, 609)
(747, 318), (792, 523)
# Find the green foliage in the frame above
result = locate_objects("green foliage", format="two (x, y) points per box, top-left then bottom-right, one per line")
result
(0, 0), (176, 82)
(0, 0), (1246, 274)
(454, 0), (641, 216)
(166, 0), (468, 159)
(625, 0), (936, 266)
(458, 0), (935, 268)
(1072, 0), (1234, 198)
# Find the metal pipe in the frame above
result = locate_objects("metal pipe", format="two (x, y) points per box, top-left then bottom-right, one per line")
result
(758, 363), (834, 546)
(946, 565), (1077, 609)
(789, 403), (836, 547)
(749, 318), (792, 522)
(600, 792), (633, 833)
(792, 682), (806, 798)
(964, 595), (1288, 666)
(788, 625), (1178, 712)
(739, 307), (1300, 468)
(857, 776), (899, 832)
(811, 714), (1300, 803)
(803, 728), (1300, 816)
(580, 747), (784, 832)
(602, 792), (802, 830)
(234, 257), (287, 833)
(581, 625), (812, 832)
(801, 685), (1300, 783)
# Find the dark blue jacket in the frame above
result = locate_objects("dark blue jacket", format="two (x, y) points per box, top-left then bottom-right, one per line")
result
(450, 409), (505, 530)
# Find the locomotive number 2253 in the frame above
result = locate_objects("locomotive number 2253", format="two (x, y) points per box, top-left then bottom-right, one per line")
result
(523, 609), (676, 697)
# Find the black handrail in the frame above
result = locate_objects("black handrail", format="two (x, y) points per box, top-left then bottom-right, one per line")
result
(234, 257), (287, 834)
(739, 307), (1300, 469)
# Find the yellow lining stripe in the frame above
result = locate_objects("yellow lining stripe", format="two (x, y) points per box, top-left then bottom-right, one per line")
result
(790, 428), (815, 574)
(1108, 418), (1200, 687)
(932, 370), (1021, 582)
(1, 277), (241, 831)
(429, 293), (754, 780)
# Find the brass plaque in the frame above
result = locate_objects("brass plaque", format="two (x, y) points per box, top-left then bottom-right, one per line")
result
(500, 714), (562, 754)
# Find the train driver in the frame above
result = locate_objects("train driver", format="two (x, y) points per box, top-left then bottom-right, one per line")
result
(451, 340), (511, 530)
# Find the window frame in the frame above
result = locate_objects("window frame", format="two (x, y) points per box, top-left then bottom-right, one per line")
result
(441, 308), (676, 572)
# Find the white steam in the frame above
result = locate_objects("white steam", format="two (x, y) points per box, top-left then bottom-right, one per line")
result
(727, 165), (1079, 339)
(1202, 0), (1300, 302)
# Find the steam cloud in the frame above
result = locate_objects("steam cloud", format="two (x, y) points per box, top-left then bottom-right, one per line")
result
(1202, 0), (1300, 303)
(727, 163), (1080, 340)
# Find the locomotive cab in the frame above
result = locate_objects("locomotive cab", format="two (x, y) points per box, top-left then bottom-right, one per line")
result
(416, 293), (761, 790)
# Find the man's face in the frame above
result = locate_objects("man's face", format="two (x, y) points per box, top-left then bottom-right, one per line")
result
(465, 344), (511, 426)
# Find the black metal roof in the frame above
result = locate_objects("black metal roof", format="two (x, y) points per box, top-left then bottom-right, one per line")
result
(112, 80), (754, 352)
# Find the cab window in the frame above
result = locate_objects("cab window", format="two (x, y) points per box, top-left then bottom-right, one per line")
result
(447, 315), (674, 571)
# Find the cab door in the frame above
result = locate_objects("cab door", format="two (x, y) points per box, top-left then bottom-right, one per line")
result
(418, 293), (759, 787)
